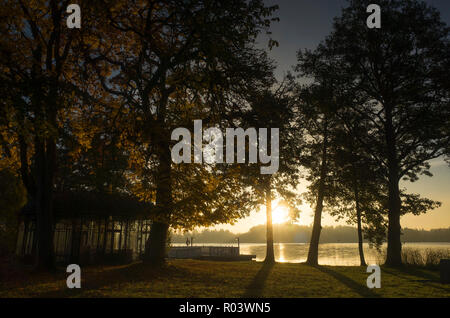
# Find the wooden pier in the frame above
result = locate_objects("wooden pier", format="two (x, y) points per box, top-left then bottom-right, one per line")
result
(168, 246), (256, 261)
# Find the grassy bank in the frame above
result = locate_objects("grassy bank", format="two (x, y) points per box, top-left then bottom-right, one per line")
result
(1, 260), (449, 298)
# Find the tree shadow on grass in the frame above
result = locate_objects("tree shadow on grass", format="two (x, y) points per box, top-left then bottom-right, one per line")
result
(29, 262), (191, 298)
(243, 262), (275, 298)
(313, 265), (381, 298)
(381, 266), (450, 292)
(382, 266), (440, 282)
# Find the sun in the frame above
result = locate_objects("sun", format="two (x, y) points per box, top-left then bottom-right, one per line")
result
(272, 206), (290, 224)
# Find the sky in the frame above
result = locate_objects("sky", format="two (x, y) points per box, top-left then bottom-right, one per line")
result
(212, 1), (450, 234)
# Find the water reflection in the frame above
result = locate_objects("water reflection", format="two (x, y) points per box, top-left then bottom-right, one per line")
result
(239, 242), (450, 266)
(172, 242), (450, 266)
(278, 243), (286, 263)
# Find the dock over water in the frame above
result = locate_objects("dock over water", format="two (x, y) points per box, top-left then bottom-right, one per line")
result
(168, 246), (256, 261)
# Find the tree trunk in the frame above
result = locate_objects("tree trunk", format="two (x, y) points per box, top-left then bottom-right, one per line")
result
(144, 133), (172, 267)
(264, 180), (275, 264)
(144, 222), (169, 266)
(356, 201), (367, 267)
(306, 129), (328, 266)
(34, 136), (56, 271)
(351, 163), (366, 267)
(385, 177), (402, 267)
(384, 107), (403, 267)
(306, 195), (324, 266)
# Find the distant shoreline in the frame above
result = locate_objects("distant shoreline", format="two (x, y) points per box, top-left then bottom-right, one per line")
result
(170, 224), (450, 244)
(171, 241), (450, 245)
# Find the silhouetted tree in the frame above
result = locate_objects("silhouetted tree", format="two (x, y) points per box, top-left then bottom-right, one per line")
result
(0, 1), (101, 270)
(0, 169), (27, 256)
(324, 97), (388, 266)
(297, 0), (450, 266)
(88, 0), (279, 266)
(295, 83), (342, 266)
(241, 78), (302, 264)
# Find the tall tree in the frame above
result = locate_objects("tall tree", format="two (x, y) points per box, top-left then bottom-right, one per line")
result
(327, 126), (385, 266)
(0, 0), (101, 270)
(88, 0), (278, 266)
(241, 79), (302, 264)
(0, 169), (27, 256)
(295, 83), (342, 266)
(323, 96), (388, 266)
(297, 0), (450, 266)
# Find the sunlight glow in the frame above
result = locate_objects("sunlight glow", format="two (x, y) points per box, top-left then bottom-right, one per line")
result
(272, 206), (290, 224)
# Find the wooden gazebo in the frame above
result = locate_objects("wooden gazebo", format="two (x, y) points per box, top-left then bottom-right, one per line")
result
(16, 192), (154, 265)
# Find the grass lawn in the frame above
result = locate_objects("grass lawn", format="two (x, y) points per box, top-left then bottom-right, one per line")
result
(1, 260), (449, 298)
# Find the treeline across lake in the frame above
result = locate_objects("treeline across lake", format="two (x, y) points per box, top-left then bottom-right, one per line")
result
(171, 225), (450, 244)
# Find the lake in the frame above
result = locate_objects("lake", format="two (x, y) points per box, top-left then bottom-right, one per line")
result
(173, 242), (450, 265)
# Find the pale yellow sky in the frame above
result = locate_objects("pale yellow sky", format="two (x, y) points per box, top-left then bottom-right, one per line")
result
(212, 158), (450, 234)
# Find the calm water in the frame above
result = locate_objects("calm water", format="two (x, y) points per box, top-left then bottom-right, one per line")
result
(174, 242), (450, 265)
